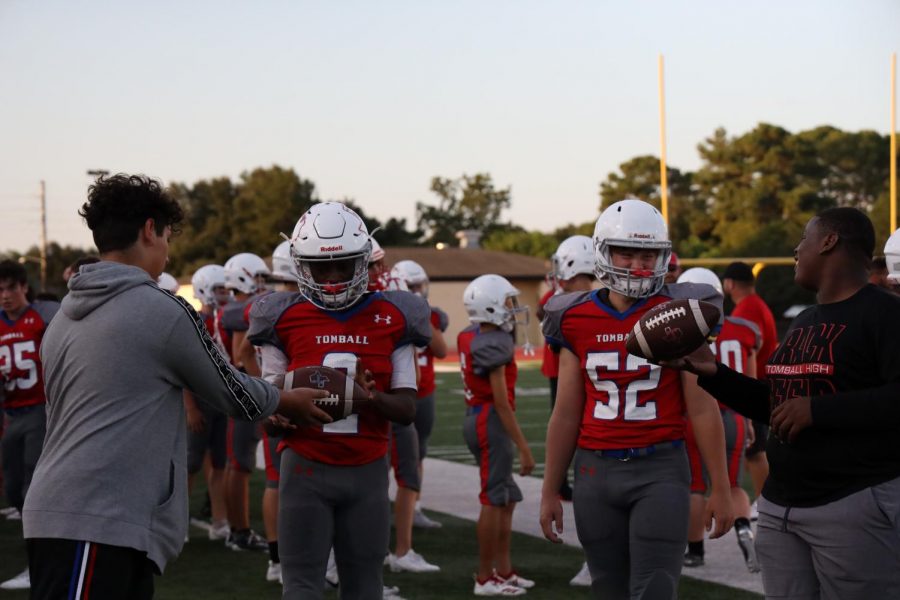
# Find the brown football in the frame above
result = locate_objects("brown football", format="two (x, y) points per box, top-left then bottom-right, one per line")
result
(284, 365), (371, 421)
(625, 299), (720, 362)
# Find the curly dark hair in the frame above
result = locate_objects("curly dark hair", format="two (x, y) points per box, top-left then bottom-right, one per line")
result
(79, 174), (184, 253)
(0, 259), (28, 286)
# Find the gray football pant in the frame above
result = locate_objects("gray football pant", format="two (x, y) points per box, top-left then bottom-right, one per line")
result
(279, 449), (389, 600)
(756, 476), (900, 600)
(1, 405), (46, 511)
(573, 446), (690, 600)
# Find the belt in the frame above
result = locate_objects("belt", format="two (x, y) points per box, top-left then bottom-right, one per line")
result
(595, 439), (684, 462)
(466, 405), (488, 416)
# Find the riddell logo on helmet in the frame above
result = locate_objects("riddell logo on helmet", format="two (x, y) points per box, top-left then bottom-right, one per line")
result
(320, 245), (343, 252)
(629, 233), (653, 239)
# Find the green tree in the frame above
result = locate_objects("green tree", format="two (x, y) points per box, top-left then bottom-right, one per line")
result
(416, 173), (512, 245)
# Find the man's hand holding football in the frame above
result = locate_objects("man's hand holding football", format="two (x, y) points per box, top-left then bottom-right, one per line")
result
(277, 387), (333, 426)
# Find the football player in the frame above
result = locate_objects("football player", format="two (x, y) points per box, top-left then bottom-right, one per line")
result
(887, 228), (900, 289)
(383, 260), (446, 574)
(0, 260), (59, 591)
(221, 252), (271, 552)
(540, 199), (733, 599)
(249, 202), (430, 600)
(185, 264), (231, 542)
(677, 268), (760, 573)
(459, 274), (535, 597)
(157, 271), (179, 294)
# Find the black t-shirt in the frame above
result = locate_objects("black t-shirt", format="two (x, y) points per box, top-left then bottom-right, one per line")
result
(699, 284), (900, 507)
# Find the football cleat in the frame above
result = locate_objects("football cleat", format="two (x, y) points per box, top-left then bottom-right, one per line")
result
(226, 529), (268, 551)
(473, 575), (526, 597)
(207, 520), (230, 541)
(569, 562), (592, 587)
(324, 548), (339, 588)
(389, 549), (440, 573)
(496, 570), (534, 589)
(412, 508), (442, 529)
(266, 561), (283, 584)
(0, 568), (30, 590)
(4, 508), (21, 521)
(383, 585), (406, 599)
(683, 552), (704, 568)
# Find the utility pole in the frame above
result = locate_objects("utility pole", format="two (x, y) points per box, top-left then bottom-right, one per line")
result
(39, 180), (47, 291)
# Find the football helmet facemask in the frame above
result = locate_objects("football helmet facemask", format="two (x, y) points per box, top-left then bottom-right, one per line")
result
(593, 199), (672, 298)
(290, 202), (372, 310)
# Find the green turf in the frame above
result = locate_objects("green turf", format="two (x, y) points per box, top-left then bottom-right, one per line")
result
(0, 362), (761, 598)
(0, 477), (759, 599)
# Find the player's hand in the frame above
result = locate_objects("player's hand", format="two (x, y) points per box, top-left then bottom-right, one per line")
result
(185, 405), (206, 433)
(705, 488), (735, 539)
(770, 396), (812, 443)
(519, 448), (536, 476)
(539, 492), (565, 544)
(277, 387), (333, 426)
(354, 359), (376, 398)
(262, 413), (297, 436)
(657, 343), (718, 377)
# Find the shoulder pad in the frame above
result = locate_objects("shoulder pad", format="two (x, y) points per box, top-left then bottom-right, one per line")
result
(221, 300), (251, 332)
(726, 316), (762, 350)
(661, 282), (725, 324)
(431, 306), (449, 332)
(247, 292), (303, 351)
(381, 290), (432, 348)
(471, 330), (515, 374)
(541, 290), (593, 349)
(32, 300), (60, 325)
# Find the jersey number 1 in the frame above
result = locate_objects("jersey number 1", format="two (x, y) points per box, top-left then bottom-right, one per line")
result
(586, 351), (661, 421)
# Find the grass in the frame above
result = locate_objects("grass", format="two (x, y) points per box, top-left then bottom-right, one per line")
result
(0, 362), (761, 599)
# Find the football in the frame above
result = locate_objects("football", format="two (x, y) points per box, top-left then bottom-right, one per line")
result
(625, 299), (720, 362)
(283, 365), (371, 421)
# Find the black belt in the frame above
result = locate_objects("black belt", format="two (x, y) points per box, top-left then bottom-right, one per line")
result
(595, 439), (684, 462)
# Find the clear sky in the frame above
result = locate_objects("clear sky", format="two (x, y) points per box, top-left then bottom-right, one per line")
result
(1, 0), (897, 252)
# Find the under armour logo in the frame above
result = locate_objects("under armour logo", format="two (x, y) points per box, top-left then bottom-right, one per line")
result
(308, 370), (330, 389)
(24, 318), (34, 325)
(374, 314), (392, 325)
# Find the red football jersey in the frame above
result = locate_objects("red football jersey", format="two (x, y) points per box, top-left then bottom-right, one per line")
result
(457, 325), (518, 410)
(712, 317), (761, 376)
(212, 307), (233, 363)
(250, 291), (430, 466)
(0, 305), (54, 409)
(539, 290), (560, 378)
(731, 293), (777, 379)
(543, 285), (722, 450)
(416, 307), (448, 398)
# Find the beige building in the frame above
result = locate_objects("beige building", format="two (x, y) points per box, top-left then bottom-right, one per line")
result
(384, 247), (551, 352)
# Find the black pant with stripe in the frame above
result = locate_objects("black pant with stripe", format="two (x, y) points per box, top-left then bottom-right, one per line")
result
(28, 539), (154, 600)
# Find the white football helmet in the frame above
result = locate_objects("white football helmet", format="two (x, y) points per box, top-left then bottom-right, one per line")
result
(271, 240), (299, 282)
(463, 274), (528, 333)
(157, 272), (179, 294)
(370, 238), (386, 263)
(677, 267), (724, 296)
(290, 202), (372, 310)
(391, 260), (429, 298)
(552, 235), (594, 282)
(885, 229), (900, 284)
(224, 253), (270, 295)
(191, 264), (228, 307)
(593, 199), (672, 298)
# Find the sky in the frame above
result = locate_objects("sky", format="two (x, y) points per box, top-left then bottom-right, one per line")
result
(1, 0), (897, 253)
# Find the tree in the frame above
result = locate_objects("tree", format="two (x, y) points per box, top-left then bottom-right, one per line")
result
(416, 173), (512, 245)
(4, 243), (97, 298)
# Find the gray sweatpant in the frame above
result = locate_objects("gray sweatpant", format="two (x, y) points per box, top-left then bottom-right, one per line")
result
(2, 405), (46, 511)
(279, 449), (389, 600)
(573, 446), (690, 600)
(756, 476), (900, 600)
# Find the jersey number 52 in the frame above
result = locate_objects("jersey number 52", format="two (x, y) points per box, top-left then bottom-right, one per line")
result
(585, 351), (661, 421)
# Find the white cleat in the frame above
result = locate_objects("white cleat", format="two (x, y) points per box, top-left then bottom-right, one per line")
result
(5, 508), (21, 521)
(412, 508), (442, 529)
(569, 562), (592, 587)
(0, 507), (18, 516)
(208, 520), (230, 541)
(266, 561), (283, 584)
(0, 568), (30, 590)
(473, 576), (526, 596)
(389, 549), (440, 573)
(383, 585), (406, 599)
(496, 571), (534, 589)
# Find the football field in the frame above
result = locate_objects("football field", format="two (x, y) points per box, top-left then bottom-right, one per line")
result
(0, 362), (761, 598)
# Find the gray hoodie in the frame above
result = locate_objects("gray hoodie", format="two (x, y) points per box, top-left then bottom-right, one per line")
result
(23, 261), (279, 572)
